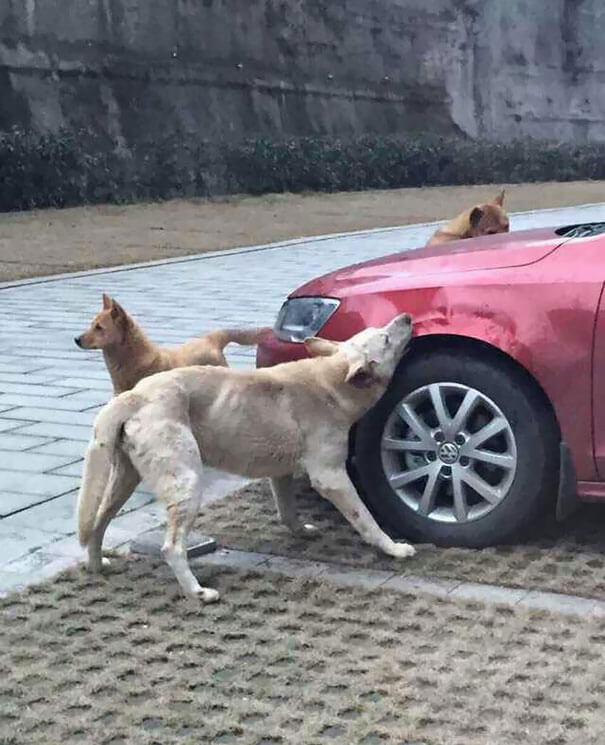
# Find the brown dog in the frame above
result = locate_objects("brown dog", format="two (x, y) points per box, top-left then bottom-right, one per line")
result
(427, 190), (509, 246)
(75, 294), (271, 394)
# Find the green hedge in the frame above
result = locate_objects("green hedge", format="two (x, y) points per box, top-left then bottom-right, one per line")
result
(1, 128), (605, 212)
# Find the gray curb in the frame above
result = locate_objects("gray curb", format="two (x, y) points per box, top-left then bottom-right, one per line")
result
(192, 547), (605, 617)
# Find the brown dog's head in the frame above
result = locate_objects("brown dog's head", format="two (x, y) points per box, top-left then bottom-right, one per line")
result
(467, 190), (509, 238)
(74, 294), (130, 350)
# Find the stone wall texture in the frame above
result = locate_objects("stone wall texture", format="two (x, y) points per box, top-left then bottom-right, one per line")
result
(0, 0), (603, 144)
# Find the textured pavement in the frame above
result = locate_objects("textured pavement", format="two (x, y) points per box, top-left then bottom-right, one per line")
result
(4, 558), (605, 745)
(0, 202), (603, 593)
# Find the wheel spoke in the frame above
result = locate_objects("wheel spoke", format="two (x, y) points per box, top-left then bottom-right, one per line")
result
(464, 417), (508, 450)
(450, 389), (480, 433)
(417, 465), (441, 516)
(389, 463), (434, 489)
(467, 448), (515, 469)
(461, 469), (502, 505)
(397, 403), (432, 446)
(452, 470), (468, 522)
(382, 436), (429, 452)
(428, 384), (451, 432)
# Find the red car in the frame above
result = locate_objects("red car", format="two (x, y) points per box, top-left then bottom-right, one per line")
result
(257, 222), (605, 547)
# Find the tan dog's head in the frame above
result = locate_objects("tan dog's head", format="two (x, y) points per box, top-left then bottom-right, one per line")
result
(467, 190), (509, 238)
(74, 294), (131, 350)
(304, 312), (413, 389)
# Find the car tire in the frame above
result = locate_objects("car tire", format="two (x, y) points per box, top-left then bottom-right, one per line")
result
(352, 350), (559, 547)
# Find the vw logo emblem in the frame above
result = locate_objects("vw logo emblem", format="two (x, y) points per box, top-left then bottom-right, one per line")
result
(438, 442), (459, 464)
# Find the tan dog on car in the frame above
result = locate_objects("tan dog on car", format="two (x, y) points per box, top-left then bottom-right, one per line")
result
(427, 190), (509, 246)
(77, 313), (415, 601)
(75, 294), (271, 394)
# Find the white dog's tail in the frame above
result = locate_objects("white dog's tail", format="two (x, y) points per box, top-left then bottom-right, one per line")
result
(77, 391), (143, 547)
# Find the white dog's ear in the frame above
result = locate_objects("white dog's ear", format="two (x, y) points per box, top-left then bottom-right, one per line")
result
(492, 189), (505, 206)
(304, 337), (339, 357)
(345, 359), (378, 388)
(102, 293), (112, 309)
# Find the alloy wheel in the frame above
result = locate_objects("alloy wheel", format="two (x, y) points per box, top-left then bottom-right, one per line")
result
(380, 382), (517, 523)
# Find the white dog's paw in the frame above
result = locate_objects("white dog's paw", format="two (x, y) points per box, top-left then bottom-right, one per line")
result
(298, 523), (320, 538)
(87, 555), (111, 573)
(287, 522), (319, 538)
(387, 541), (416, 559)
(195, 587), (220, 604)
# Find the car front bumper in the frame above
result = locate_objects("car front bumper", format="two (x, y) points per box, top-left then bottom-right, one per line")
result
(256, 331), (309, 368)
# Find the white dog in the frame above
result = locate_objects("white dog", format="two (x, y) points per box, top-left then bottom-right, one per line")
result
(77, 313), (415, 601)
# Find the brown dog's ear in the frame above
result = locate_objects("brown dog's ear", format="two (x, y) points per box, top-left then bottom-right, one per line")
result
(492, 189), (505, 207)
(304, 337), (339, 357)
(102, 293), (112, 309)
(110, 300), (127, 322)
(469, 207), (483, 228)
(345, 359), (378, 389)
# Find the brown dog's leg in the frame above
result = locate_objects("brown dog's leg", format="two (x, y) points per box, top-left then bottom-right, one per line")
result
(270, 475), (318, 537)
(87, 451), (140, 571)
(308, 465), (415, 558)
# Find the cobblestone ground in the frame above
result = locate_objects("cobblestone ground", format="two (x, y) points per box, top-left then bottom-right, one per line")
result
(2, 559), (605, 745)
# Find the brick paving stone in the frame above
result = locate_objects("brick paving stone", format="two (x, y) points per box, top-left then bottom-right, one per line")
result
(27, 439), (89, 458)
(0, 361), (47, 374)
(0, 433), (53, 451)
(0, 491), (58, 516)
(0, 450), (78, 473)
(0, 407), (97, 426)
(0, 523), (64, 566)
(0, 372), (70, 386)
(49, 377), (113, 391)
(14, 422), (92, 440)
(0, 393), (104, 411)
(0, 470), (79, 498)
(0, 419), (32, 433)
(0, 549), (78, 583)
(0, 382), (81, 397)
(2, 491), (79, 535)
(46, 459), (84, 477)
(59, 390), (110, 406)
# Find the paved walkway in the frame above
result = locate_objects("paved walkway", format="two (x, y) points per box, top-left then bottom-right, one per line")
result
(0, 202), (603, 593)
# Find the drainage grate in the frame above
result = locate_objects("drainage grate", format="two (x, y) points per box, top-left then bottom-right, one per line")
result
(555, 222), (605, 238)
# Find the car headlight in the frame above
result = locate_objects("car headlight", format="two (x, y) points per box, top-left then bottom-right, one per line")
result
(274, 297), (340, 342)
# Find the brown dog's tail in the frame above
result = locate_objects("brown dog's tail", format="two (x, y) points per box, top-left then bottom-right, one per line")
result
(77, 391), (144, 547)
(204, 326), (273, 351)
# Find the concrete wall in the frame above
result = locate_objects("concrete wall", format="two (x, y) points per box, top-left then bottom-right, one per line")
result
(0, 0), (603, 145)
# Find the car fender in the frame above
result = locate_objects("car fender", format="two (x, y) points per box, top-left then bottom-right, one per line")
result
(392, 283), (596, 481)
(413, 302), (533, 369)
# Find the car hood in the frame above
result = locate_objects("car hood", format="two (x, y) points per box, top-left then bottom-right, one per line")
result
(292, 227), (568, 298)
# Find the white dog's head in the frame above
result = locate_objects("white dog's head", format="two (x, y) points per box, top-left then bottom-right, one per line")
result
(304, 313), (413, 388)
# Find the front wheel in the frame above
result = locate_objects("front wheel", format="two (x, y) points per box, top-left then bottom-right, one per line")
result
(352, 350), (559, 547)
